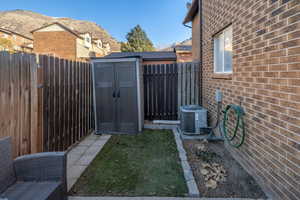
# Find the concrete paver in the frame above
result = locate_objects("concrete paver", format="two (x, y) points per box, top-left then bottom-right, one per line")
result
(67, 133), (111, 191)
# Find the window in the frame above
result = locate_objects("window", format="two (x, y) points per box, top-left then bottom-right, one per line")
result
(214, 26), (232, 73)
(97, 40), (102, 48)
(85, 37), (90, 43)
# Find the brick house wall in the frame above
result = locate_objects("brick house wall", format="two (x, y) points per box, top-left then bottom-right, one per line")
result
(33, 31), (77, 60)
(190, 0), (300, 199)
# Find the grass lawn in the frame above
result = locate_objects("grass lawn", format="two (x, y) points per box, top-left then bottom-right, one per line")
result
(70, 129), (188, 197)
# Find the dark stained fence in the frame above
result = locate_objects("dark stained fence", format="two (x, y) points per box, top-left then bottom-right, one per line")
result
(40, 55), (94, 152)
(143, 62), (200, 121)
(177, 62), (200, 111)
(0, 51), (94, 157)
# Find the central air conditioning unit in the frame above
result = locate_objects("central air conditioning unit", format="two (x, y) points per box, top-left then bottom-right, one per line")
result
(180, 105), (208, 135)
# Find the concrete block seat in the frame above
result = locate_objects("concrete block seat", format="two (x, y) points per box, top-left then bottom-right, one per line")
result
(0, 137), (67, 200)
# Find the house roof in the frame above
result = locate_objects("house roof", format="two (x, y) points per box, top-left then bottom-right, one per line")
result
(183, 0), (199, 24)
(0, 27), (12, 35)
(104, 51), (177, 61)
(31, 22), (83, 39)
(0, 27), (33, 41)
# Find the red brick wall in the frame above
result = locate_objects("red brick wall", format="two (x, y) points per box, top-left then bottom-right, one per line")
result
(193, 0), (300, 199)
(33, 31), (77, 60)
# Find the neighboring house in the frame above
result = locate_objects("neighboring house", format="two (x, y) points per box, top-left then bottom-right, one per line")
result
(104, 51), (177, 65)
(0, 27), (33, 52)
(184, 0), (299, 200)
(174, 45), (192, 62)
(31, 22), (110, 61)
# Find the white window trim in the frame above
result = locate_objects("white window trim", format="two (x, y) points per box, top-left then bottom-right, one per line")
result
(214, 26), (232, 74)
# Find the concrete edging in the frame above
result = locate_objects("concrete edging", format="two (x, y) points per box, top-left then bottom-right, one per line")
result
(172, 127), (200, 197)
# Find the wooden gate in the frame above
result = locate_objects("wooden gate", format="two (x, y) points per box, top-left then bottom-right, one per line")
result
(143, 62), (200, 121)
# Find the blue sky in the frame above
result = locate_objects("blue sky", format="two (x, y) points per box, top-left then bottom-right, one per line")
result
(0, 0), (191, 48)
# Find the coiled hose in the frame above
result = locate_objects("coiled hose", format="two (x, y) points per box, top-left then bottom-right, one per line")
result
(222, 104), (245, 148)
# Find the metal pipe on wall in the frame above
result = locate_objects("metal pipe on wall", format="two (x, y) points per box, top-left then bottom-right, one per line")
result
(199, 0), (203, 106)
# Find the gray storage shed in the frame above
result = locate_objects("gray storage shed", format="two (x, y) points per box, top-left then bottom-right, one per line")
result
(92, 57), (144, 134)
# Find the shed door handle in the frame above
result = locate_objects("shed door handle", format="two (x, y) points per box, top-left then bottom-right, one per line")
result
(112, 90), (116, 98)
(117, 90), (120, 98)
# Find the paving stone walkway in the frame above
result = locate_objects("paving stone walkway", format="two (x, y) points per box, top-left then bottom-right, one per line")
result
(67, 133), (111, 191)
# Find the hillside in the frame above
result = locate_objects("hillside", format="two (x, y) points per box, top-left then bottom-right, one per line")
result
(0, 9), (120, 51)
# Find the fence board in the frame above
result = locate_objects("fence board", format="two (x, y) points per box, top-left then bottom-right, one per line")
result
(30, 54), (38, 153)
(177, 63), (182, 115)
(195, 62), (199, 105)
(43, 55), (50, 151)
(191, 63), (195, 104)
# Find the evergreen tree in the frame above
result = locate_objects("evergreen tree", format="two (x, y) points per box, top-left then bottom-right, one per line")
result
(121, 25), (155, 52)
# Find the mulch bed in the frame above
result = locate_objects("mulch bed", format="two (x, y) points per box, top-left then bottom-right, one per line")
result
(183, 140), (267, 198)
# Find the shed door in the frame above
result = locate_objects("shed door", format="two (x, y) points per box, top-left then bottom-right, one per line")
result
(115, 62), (138, 133)
(94, 62), (116, 132)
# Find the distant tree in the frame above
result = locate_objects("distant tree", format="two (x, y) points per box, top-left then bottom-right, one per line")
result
(0, 38), (13, 51)
(121, 25), (155, 52)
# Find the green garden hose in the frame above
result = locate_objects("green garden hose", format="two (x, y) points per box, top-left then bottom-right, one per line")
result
(222, 104), (245, 148)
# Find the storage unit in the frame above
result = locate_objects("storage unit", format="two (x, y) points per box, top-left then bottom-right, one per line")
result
(92, 57), (144, 134)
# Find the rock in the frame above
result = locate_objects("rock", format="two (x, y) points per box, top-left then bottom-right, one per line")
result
(202, 163), (210, 168)
(205, 179), (217, 189)
(200, 168), (209, 175)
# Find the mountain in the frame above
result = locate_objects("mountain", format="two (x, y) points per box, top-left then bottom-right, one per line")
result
(160, 38), (192, 51)
(0, 9), (120, 51)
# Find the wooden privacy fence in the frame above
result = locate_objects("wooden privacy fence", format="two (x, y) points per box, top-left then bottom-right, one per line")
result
(0, 51), (93, 157)
(143, 62), (200, 120)
(0, 52), (37, 157)
(40, 55), (93, 152)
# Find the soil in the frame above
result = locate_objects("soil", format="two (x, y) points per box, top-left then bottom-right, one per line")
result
(183, 140), (267, 198)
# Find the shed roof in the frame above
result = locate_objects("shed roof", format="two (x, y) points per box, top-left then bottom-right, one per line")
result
(104, 51), (177, 61)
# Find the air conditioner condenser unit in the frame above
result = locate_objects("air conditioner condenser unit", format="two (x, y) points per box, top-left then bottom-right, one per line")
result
(180, 105), (208, 135)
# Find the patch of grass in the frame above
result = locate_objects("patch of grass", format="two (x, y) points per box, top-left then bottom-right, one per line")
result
(70, 129), (188, 197)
